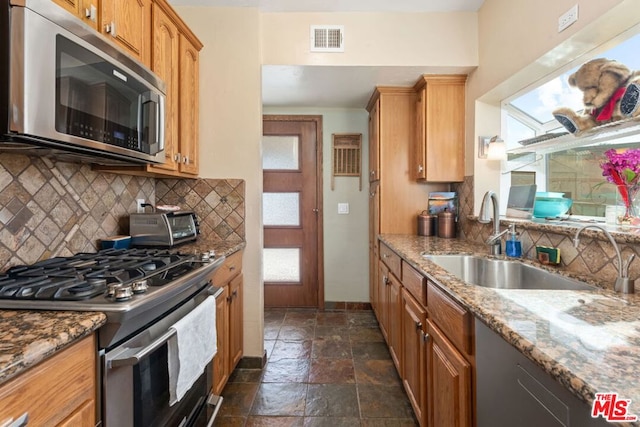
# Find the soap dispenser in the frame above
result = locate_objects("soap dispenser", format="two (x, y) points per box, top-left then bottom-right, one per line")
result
(505, 224), (522, 258)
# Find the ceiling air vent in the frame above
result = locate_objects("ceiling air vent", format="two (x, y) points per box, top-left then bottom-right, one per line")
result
(310, 25), (344, 52)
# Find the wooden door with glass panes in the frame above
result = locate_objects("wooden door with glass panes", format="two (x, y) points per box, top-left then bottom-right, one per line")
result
(262, 116), (322, 308)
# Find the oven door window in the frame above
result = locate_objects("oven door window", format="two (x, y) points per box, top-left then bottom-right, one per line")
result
(55, 35), (154, 154)
(131, 342), (209, 427)
(134, 343), (171, 426)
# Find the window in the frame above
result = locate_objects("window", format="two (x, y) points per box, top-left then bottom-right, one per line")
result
(501, 33), (640, 218)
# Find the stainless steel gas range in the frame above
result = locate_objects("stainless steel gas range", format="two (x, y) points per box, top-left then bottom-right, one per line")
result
(0, 247), (225, 427)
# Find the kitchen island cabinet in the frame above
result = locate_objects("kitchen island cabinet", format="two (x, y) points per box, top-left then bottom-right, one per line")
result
(211, 250), (244, 395)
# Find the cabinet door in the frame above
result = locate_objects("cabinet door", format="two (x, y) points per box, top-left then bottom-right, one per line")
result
(52, 0), (99, 30)
(414, 76), (466, 183)
(368, 98), (380, 182)
(402, 289), (427, 426)
(150, 3), (180, 173)
(414, 86), (427, 180)
(376, 260), (390, 342)
(212, 286), (229, 395)
(101, 0), (151, 65)
(369, 182), (380, 315)
(388, 272), (402, 372)
(178, 34), (199, 176)
(56, 399), (95, 427)
(228, 273), (243, 372)
(426, 320), (472, 427)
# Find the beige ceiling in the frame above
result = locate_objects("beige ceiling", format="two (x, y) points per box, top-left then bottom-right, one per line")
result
(169, 0), (484, 108)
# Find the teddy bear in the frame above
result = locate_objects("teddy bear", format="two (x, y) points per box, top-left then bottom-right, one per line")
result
(553, 58), (634, 135)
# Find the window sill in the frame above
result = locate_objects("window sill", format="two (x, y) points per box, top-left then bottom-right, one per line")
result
(507, 118), (640, 155)
(468, 215), (640, 245)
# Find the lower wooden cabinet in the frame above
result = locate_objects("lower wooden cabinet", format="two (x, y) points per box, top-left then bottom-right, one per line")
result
(372, 240), (475, 427)
(401, 288), (427, 426)
(211, 250), (244, 395)
(426, 319), (472, 427)
(0, 334), (97, 427)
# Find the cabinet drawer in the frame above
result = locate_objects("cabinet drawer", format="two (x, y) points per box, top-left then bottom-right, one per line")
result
(212, 250), (243, 285)
(402, 260), (426, 306)
(380, 242), (401, 278)
(427, 281), (472, 355)
(0, 335), (96, 427)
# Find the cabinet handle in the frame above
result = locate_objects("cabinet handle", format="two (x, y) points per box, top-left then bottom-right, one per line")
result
(182, 156), (189, 164)
(422, 332), (430, 342)
(0, 413), (28, 427)
(174, 153), (181, 162)
(415, 321), (422, 330)
(105, 21), (116, 36)
(417, 164), (424, 173)
(382, 253), (388, 259)
(229, 266), (236, 271)
(85, 5), (97, 21)
(382, 275), (388, 285)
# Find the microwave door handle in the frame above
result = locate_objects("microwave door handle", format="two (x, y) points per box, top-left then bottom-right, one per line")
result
(108, 328), (176, 369)
(158, 95), (165, 151)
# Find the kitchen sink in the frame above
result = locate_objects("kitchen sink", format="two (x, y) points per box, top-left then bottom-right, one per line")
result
(421, 254), (597, 291)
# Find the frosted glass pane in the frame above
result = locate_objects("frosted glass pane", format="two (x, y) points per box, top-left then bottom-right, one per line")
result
(263, 248), (300, 282)
(263, 193), (300, 226)
(263, 136), (299, 170)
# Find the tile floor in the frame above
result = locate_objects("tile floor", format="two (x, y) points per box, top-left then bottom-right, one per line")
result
(214, 308), (419, 426)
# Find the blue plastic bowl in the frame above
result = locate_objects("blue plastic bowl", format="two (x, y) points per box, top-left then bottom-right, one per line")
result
(101, 235), (131, 249)
(533, 197), (572, 218)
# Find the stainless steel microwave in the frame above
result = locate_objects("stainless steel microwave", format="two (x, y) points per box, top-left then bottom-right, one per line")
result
(0, 0), (166, 165)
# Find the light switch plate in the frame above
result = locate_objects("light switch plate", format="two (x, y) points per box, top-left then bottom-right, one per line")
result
(338, 203), (349, 214)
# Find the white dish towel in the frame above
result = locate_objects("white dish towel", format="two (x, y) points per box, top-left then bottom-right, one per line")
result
(168, 295), (217, 405)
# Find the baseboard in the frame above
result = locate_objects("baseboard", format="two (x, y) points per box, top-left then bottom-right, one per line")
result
(324, 301), (372, 311)
(237, 350), (267, 369)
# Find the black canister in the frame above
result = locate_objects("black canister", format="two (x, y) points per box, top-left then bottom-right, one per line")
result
(437, 208), (456, 238)
(417, 210), (436, 236)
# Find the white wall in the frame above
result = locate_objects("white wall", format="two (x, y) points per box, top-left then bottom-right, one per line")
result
(263, 107), (370, 303)
(468, 0), (639, 212)
(174, 6), (264, 359)
(262, 12), (478, 67)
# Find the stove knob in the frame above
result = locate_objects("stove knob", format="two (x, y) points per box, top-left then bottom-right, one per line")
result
(107, 284), (134, 301)
(132, 279), (148, 294)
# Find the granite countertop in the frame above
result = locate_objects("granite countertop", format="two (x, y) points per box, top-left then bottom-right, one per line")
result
(0, 239), (245, 388)
(0, 310), (106, 386)
(380, 234), (640, 427)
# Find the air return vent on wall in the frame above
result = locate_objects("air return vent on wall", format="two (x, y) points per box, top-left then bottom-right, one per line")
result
(310, 25), (344, 52)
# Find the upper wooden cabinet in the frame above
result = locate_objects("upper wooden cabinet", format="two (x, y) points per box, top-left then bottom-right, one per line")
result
(52, 0), (100, 30)
(101, 0), (152, 66)
(91, 0), (204, 177)
(150, 2), (180, 173)
(413, 75), (466, 183)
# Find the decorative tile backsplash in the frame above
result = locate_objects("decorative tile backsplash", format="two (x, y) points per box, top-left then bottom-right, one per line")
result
(0, 153), (245, 271)
(457, 175), (640, 290)
(156, 178), (245, 243)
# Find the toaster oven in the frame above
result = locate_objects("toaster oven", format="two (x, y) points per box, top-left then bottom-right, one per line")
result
(130, 211), (200, 247)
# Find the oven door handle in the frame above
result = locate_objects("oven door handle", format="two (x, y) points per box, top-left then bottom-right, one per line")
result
(108, 328), (176, 369)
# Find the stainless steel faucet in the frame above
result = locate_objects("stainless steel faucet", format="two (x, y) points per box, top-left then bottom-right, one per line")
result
(478, 191), (507, 255)
(573, 224), (635, 293)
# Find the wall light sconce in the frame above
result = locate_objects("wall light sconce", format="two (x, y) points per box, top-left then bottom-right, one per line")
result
(478, 136), (507, 160)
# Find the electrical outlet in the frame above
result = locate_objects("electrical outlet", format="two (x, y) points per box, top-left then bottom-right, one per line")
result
(136, 199), (145, 213)
(558, 4), (578, 33)
(338, 203), (349, 214)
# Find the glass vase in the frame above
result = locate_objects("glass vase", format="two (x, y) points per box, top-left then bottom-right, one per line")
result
(615, 184), (640, 226)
